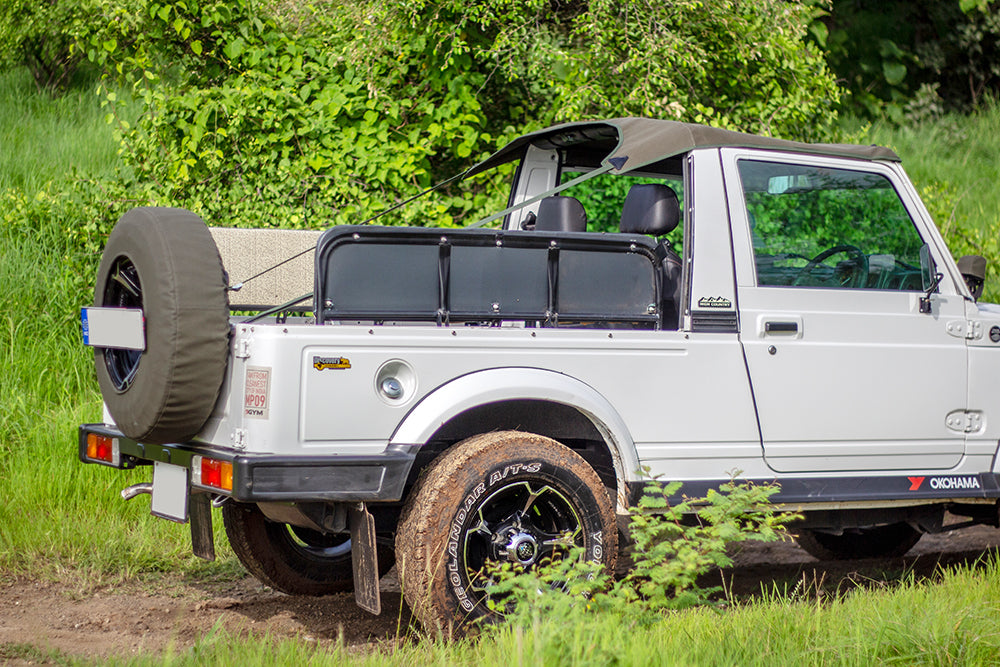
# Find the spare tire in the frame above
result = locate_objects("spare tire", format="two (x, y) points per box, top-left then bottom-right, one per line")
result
(93, 207), (230, 445)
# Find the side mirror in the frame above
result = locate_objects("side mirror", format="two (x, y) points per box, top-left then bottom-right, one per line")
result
(919, 245), (936, 291)
(919, 245), (942, 314)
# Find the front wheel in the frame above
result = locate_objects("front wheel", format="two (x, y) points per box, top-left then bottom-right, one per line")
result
(396, 431), (617, 632)
(795, 522), (922, 560)
(222, 502), (395, 595)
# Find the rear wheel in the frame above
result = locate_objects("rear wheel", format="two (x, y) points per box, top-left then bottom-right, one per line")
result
(795, 523), (922, 560)
(396, 431), (617, 632)
(222, 502), (395, 595)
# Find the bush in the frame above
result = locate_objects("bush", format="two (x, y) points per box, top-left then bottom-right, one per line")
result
(484, 474), (797, 641)
(87, 0), (509, 230)
(0, 0), (136, 92)
(80, 0), (842, 236)
(822, 0), (1000, 118)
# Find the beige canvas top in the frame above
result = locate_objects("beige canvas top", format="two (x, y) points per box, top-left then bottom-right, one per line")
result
(466, 118), (900, 178)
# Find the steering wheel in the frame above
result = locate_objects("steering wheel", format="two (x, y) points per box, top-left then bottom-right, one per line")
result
(792, 244), (869, 288)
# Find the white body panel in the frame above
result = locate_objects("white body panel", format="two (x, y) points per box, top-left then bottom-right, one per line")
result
(191, 144), (1000, 509)
(203, 322), (763, 483)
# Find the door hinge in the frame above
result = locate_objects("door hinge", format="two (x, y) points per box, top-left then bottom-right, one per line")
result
(945, 410), (983, 434)
(235, 338), (251, 359)
(231, 428), (248, 449)
(946, 320), (983, 340)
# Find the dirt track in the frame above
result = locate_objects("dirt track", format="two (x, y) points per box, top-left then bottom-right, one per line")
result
(3, 523), (1000, 663)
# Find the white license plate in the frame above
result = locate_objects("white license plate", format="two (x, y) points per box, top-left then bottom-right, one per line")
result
(81, 307), (146, 351)
(151, 462), (188, 523)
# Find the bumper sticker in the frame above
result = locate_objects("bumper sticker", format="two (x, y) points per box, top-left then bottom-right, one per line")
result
(244, 366), (271, 419)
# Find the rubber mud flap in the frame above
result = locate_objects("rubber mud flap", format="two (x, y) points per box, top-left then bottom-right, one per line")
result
(93, 207), (230, 445)
(222, 501), (396, 596)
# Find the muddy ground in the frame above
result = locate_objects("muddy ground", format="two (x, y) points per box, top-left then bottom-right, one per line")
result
(3, 523), (1000, 664)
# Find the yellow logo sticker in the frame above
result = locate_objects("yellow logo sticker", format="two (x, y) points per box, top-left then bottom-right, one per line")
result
(313, 356), (351, 371)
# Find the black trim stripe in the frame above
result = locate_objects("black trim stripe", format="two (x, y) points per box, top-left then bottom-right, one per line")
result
(629, 473), (1000, 506)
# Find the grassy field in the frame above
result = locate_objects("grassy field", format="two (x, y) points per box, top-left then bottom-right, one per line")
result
(27, 557), (999, 666)
(0, 67), (239, 580)
(3, 66), (1000, 663)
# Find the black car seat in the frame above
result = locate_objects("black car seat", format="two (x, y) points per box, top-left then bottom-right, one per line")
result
(533, 196), (588, 232)
(619, 184), (682, 329)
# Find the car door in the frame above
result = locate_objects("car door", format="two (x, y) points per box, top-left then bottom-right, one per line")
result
(723, 150), (969, 473)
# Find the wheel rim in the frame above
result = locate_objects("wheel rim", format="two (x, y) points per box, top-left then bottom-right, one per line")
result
(283, 525), (352, 560)
(462, 480), (582, 596)
(101, 256), (143, 392)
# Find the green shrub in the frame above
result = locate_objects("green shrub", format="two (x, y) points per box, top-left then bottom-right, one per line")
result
(0, 0), (136, 92)
(77, 0), (842, 236)
(485, 474), (796, 643)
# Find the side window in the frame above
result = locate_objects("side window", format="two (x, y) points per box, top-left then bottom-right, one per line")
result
(559, 171), (685, 238)
(738, 160), (925, 291)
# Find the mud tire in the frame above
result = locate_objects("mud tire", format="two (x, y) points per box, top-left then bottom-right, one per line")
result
(222, 502), (395, 595)
(93, 207), (230, 445)
(396, 431), (617, 633)
(795, 523), (922, 560)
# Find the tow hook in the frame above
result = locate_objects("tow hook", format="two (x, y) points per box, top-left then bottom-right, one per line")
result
(120, 483), (152, 501)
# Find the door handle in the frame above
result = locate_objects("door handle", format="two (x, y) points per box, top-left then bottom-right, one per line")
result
(764, 321), (798, 334)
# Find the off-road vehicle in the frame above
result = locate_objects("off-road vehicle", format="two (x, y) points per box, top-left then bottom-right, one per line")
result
(80, 118), (1000, 630)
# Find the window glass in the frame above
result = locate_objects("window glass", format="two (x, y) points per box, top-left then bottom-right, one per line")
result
(738, 160), (925, 290)
(559, 171), (684, 238)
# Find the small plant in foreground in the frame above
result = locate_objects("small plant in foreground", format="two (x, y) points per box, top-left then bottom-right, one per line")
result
(485, 473), (798, 630)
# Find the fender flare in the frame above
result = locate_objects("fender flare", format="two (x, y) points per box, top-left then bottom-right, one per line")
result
(389, 367), (640, 503)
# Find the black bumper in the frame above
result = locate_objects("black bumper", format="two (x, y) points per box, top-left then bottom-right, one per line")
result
(79, 423), (416, 503)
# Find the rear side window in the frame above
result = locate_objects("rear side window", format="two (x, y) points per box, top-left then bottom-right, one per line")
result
(738, 160), (925, 291)
(559, 171), (685, 235)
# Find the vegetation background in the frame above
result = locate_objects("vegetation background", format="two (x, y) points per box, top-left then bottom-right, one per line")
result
(3, 0), (1000, 663)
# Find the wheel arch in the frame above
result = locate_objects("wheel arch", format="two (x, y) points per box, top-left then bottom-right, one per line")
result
(389, 367), (638, 512)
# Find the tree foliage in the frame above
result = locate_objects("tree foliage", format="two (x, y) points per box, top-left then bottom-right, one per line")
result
(352, 0), (841, 140)
(822, 0), (1000, 119)
(0, 0), (90, 91)
(0, 0), (139, 92)
(74, 0), (842, 234)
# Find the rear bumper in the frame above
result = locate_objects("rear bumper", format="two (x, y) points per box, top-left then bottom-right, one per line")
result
(78, 423), (416, 503)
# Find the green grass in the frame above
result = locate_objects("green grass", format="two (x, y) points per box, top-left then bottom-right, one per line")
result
(0, 66), (235, 579)
(864, 106), (1000, 238)
(0, 67), (124, 193)
(62, 556), (1000, 666)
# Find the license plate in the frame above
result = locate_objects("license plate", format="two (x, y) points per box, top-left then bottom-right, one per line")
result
(81, 307), (146, 351)
(151, 462), (188, 523)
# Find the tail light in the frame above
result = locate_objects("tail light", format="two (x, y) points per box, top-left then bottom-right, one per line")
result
(192, 455), (233, 492)
(85, 433), (120, 466)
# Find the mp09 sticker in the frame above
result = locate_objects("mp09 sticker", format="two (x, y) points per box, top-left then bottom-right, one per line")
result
(244, 366), (271, 419)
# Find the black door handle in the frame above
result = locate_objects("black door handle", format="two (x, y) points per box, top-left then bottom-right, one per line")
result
(764, 321), (798, 334)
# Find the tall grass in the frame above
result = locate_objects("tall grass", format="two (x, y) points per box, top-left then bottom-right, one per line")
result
(863, 105), (1000, 239)
(73, 555), (1000, 666)
(0, 67), (235, 577)
(0, 68), (122, 193)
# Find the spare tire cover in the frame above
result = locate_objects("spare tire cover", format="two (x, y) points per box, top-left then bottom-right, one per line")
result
(93, 207), (230, 445)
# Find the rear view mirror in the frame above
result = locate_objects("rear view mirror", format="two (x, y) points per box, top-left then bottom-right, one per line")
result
(919, 245), (943, 314)
(767, 174), (812, 194)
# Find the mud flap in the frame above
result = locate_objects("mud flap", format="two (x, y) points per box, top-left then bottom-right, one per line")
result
(349, 502), (381, 615)
(189, 493), (216, 561)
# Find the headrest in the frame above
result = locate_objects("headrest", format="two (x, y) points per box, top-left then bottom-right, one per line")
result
(958, 254), (987, 281)
(620, 184), (679, 236)
(535, 196), (588, 232)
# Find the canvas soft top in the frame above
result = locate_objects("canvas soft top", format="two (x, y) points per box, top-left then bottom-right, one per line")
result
(465, 118), (900, 178)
